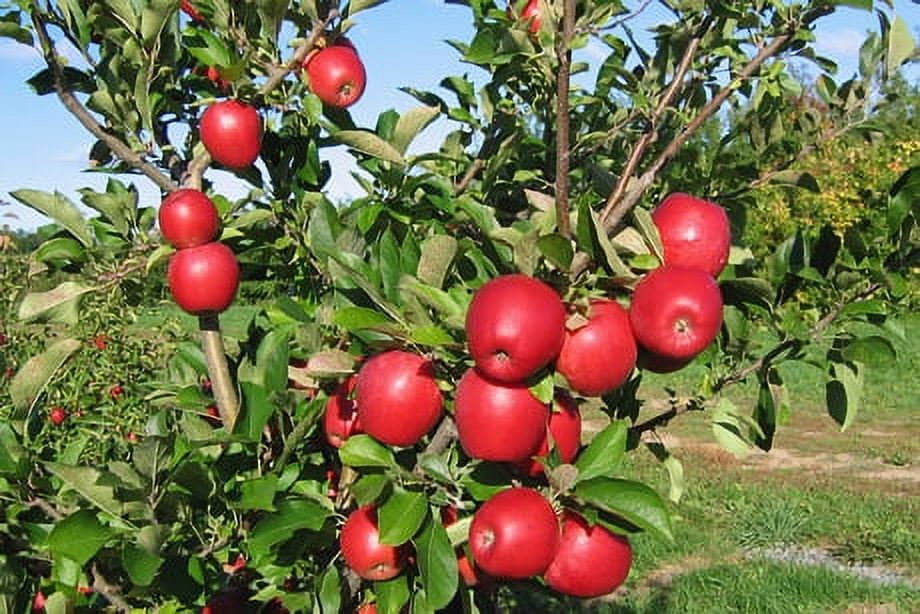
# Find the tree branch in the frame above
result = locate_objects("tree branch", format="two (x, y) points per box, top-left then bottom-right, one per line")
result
(553, 0), (576, 238)
(454, 159), (485, 195)
(31, 10), (179, 194)
(259, 11), (339, 96)
(601, 27), (706, 223)
(602, 30), (795, 232)
(91, 563), (131, 613)
(631, 400), (702, 436)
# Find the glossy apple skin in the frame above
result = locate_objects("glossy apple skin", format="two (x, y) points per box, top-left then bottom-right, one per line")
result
(455, 368), (549, 462)
(323, 376), (361, 448)
(167, 242), (240, 315)
(652, 192), (731, 277)
(340, 505), (407, 581)
(303, 43), (367, 108)
(637, 348), (693, 374)
(465, 274), (566, 383)
(629, 266), (723, 361)
(356, 351), (442, 447)
(158, 189), (219, 249)
(200, 100), (262, 169)
(544, 512), (632, 598)
(513, 391), (582, 477)
(556, 300), (637, 396)
(469, 487), (560, 579)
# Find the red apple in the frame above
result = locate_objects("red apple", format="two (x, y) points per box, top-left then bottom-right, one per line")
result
(356, 605), (377, 614)
(49, 406), (67, 426)
(469, 487), (559, 579)
(158, 189), (219, 249)
(323, 376), (361, 448)
(180, 0), (206, 24)
(167, 242), (240, 315)
(201, 588), (247, 614)
(556, 300), (637, 396)
(628, 266), (723, 361)
(340, 505), (408, 581)
(544, 512), (632, 598)
(521, 0), (541, 33)
(303, 42), (367, 108)
(637, 349), (693, 374)
(466, 274), (566, 383)
(356, 351), (442, 447)
(455, 368), (548, 462)
(513, 391), (582, 477)
(200, 100), (262, 169)
(652, 192), (731, 277)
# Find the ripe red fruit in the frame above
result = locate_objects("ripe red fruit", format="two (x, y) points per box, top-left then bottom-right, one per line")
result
(521, 0), (541, 33)
(455, 368), (548, 462)
(32, 591), (46, 613)
(636, 349), (692, 374)
(49, 406), (67, 426)
(109, 384), (124, 399)
(466, 275), (566, 383)
(357, 605), (377, 614)
(222, 554), (246, 574)
(652, 192), (731, 277)
(126, 432), (140, 443)
(201, 589), (247, 614)
(469, 487), (559, 579)
(629, 266), (723, 361)
(544, 512), (633, 598)
(158, 189), (220, 249)
(457, 552), (480, 586)
(303, 43), (367, 108)
(167, 242), (240, 315)
(340, 505), (408, 581)
(200, 100), (262, 169)
(0, 332), (7, 346)
(513, 392), (582, 477)
(323, 376), (361, 448)
(326, 468), (339, 499)
(93, 334), (107, 350)
(3, 367), (14, 379)
(556, 300), (637, 396)
(356, 351), (442, 447)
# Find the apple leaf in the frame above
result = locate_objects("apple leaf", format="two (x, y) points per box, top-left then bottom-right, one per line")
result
(646, 442), (685, 503)
(378, 488), (428, 546)
(537, 234), (574, 270)
(376, 575), (411, 614)
(826, 361), (863, 432)
(45, 463), (125, 519)
(631, 206), (665, 262)
(254, 329), (291, 393)
(48, 510), (115, 567)
(417, 235), (458, 290)
(351, 474), (391, 505)
(318, 566), (341, 614)
(32, 237), (86, 265)
(842, 335), (896, 366)
(414, 513), (458, 610)
(122, 544), (163, 587)
(248, 499), (331, 555)
(18, 281), (95, 325)
(0, 21), (34, 45)
(575, 477), (673, 542)
(10, 338), (82, 419)
(887, 17), (915, 76)
(10, 189), (93, 247)
(574, 420), (627, 483)
(528, 371), (554, 404)
(335, 130), (406, 166)
(347, 0), (390, 18)
(393, 105), (440, 154)
(339, 435), (397, 468)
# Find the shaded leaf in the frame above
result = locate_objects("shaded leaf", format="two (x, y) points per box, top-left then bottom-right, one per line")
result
(48, 510), (114, 566)
(335, 130), (406, 165)
(414, 514), (458, 610)
(18, 282), (94, 325)
(10, 338), (81, 418)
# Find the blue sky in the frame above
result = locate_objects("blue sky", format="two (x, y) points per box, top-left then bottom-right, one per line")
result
(1, 0), (917, 230)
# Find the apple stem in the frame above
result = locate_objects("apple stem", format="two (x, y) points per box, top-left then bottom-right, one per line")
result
(199, 314), (239, 432)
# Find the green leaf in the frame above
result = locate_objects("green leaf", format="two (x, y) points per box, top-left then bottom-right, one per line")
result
(0, 21), (33, 45)
(720, 278), (775, 310)
(829, 0), (872, 9)
(339, 435), (397, 468)
(18, 282), (94, 325)
(0, 423), (26, 476)
(10, 338), (81, 418)
(379, 227), (402, 301)
(753, 371), (778, 452)
(379, 489), (428, 546)
(841, 336), (896, 365)
(711, 399), (754, 458)
(78, 185), (136, 237)
(537, 234), (574, 270)
(123, 544), (163, 587)
(376, 575), (411, 614)
(410, 325), (456, 347)
(236, 382), (275, 441)
(631, 208), (665, 262)
(575, 420), (627, 483)
(648, 443), (685, 504)
(32, 237), (86, 264)
(234, 475), (279, 511)
(887, 17), (915, 75)
(45, 463), (125, 518)
(10, 190), (92, 247)
(770, 170), (821, 192)
(334, 306), (394, 332)
(334, 130), (406, 165)
(249, 499), (331, 554)
(528, 372), (554, 404)
(48, 510), (114, 566)
(417, 235), (457, 289)
(399, 276), (464, 318)
(588, 206), (633, 278)
(255, 330), (291, 393)
(140, 0), (176, 48)
(318, 566), (341, 614)
(414, 514), (458, 610)
(888, 166), (920, 232)
(576, 477), (673, 542)
(352, 474), (391, 505)
(826, 362), (863, 432)
(393, 105), (440, 154)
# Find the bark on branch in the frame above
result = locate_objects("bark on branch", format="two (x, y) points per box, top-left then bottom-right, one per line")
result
(31, 11), (179, 193)
(553, 0), (577, 238)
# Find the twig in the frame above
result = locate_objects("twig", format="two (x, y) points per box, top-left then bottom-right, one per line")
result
(603, 0), (655, 31)
(601, 27), (706, 222)
(413, 416), (458, 478)
(91, 563), (131, 613)
(454, 159), (485, 195)
(553, 0), (576, 238)
(602, 31), (795, 232)
(199, 315), (239, 431)
(631, 401), (702, 435)
(31, 10), (179, 194)
(27, 498), (63, 521)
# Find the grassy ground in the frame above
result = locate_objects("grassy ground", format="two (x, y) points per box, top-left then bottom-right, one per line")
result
(506, 314), (920, 613)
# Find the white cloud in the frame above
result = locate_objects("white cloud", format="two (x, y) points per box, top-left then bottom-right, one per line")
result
(815, 28), (865, 56)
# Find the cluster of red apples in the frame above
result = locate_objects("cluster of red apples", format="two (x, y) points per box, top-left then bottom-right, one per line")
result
(323, 192), (729, 600)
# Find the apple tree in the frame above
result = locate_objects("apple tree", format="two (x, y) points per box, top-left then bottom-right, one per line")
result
(0, 0), (917, 612)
